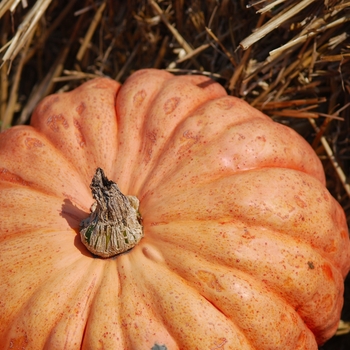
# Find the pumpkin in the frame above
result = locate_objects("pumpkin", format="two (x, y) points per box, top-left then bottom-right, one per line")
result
(0, 69), (349, 350)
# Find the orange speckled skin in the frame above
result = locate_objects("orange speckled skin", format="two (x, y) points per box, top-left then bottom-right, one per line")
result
(0, 69), (349, 350)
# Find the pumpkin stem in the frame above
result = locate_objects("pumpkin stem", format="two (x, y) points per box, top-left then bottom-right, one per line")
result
(80, 168), (143, 258)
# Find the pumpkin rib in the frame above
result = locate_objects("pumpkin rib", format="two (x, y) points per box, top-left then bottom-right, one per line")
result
(109, 250), (180, 349)
(30, 77), (121, 186)
(112, 70), (176, 190)
(81, 261), (127, 349)
(0, 126), (92, 209)
(145, 217), (342, 276)
(0, 184), (91, 243)
(1, 246), (102, 350)
(136, 109), (325, 200)
(141, 167), (349, 270)
(42, 260), (105, 350)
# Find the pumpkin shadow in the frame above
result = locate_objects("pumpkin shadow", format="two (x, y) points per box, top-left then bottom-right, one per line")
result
(60, 198), (94, 258)
(196, 78), (218, 89)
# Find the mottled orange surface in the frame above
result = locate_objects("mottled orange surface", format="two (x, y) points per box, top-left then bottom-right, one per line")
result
(0, 69), (349, 349)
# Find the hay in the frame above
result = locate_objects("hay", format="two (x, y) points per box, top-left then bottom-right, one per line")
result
(0, 0), (350, 348)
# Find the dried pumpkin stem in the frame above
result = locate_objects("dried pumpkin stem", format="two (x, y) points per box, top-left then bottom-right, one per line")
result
(80, 168), (143, 258)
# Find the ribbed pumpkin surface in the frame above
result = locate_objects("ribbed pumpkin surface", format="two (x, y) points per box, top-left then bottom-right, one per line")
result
(0, 69), (349, 349)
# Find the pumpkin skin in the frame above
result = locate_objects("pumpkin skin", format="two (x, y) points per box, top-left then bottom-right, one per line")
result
(0, 69), (350, 350)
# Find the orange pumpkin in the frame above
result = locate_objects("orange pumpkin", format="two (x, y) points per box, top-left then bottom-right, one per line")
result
(0, 69), (349, 349)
